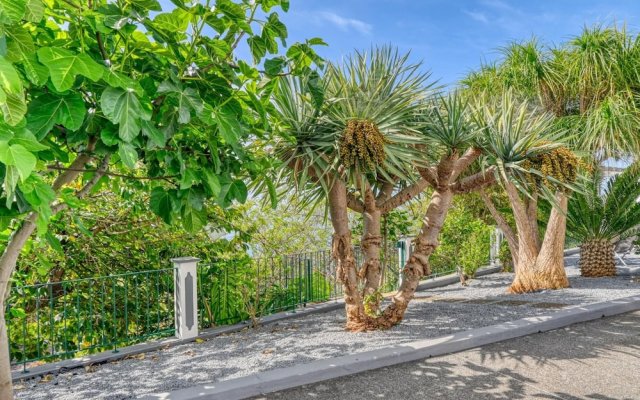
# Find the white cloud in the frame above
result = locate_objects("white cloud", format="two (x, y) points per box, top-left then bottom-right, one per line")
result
(465, 10), (489, 24)
(319, 11), (372, 35)
(480, 0), (516, 12)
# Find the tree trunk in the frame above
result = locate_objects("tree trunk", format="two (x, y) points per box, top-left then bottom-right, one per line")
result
(0, 216), (38, 399)
(509, 192), (570, 293)
(0, 149), (106, 399)
(479, 190), (519, 270)
(360, 208), (382, 316)
(373, 189), (454, 328)
(526, 193), (541, 251)
(579, 239), (616, 277)
(328, 180), (364, 330)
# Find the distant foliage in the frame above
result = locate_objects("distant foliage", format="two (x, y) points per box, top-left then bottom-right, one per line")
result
(430, 198), (492, 276)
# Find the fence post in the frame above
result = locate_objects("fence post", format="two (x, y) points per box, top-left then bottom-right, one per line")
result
(490, 228), (504, 267)
(305, 258), (312, 304)
(397, 240), (405, 288)
(397, 237), (413, 288)
(172, 257), (199, 340)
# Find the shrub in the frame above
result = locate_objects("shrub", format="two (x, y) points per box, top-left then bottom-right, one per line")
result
(430, 199), (492, 277)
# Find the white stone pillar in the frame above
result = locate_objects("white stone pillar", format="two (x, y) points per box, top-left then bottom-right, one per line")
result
(397, 237), (412, 287)
(172, 257), (199, 340)
(490, 228), (504, 267)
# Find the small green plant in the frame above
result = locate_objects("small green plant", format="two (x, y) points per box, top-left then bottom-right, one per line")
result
(499, 241), (514, 272)
(430, 199), (493, 278)
(363, 291), (384, 317)
(459, 228), (492, 277)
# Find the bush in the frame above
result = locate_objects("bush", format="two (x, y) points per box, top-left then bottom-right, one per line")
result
(499, 241), (514, 272)
(430, 199), (492, 277)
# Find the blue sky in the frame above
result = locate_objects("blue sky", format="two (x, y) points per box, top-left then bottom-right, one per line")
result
(277, 0), (640, 86)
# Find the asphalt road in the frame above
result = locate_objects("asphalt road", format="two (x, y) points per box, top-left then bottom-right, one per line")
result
(251, 311), (640, 400)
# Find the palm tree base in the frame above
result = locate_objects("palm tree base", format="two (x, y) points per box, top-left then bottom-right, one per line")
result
(579, 239), (616, 277)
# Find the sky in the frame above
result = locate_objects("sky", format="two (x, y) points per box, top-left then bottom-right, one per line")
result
(277, 0), (640, 86)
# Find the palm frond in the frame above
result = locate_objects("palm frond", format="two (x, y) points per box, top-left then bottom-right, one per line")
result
(567, 162), (640, 241)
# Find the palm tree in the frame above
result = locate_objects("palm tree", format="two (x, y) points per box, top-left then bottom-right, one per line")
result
(270, 48), (494, 329)
(567, 162), (640, 277)
(464, 25), (640, 292)
(473, 91), (578, 292)
(270, 47), (433, 329)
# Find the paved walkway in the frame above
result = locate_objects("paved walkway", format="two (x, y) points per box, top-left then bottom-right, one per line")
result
(253, 310), (640, 400)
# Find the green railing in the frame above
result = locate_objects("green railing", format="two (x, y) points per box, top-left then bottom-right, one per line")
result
(8, 268), (175, 372)
(197, 245), (400, 328)
(8, 240), (464, 372)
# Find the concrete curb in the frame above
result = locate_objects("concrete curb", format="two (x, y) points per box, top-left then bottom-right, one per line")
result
(564, 247), (580, 256)
(139, 294), (640, 400)
(12, 266), (499, 382)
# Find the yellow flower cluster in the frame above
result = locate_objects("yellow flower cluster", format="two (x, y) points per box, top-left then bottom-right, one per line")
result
(339, 119), (387, 171)
(523, 146), (579, 190)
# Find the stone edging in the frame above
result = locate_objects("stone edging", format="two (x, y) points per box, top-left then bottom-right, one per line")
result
(11, 265), (501, 382)
(139, 294), (640, 400)
(564, 247), (580, 256)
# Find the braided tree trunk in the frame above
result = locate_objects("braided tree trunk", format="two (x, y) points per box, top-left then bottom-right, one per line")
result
(373, 189), (454, 328)
(328, 180), (365, 329)
(579, 239), (616, 277)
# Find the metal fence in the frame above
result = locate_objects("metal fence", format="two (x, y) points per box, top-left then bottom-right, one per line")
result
(196, 245), (400, 328)
(8, 241), (451, 371)
(8, 268), (175, 371)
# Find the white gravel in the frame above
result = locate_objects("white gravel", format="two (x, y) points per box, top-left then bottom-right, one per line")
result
(15, 254), (640, 400)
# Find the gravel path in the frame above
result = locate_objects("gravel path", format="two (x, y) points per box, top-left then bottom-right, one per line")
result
(15, 255), (640, 400)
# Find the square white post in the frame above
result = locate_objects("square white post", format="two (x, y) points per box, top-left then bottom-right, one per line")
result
(397, 237), (413, 288)
(172, 257), (199, 340)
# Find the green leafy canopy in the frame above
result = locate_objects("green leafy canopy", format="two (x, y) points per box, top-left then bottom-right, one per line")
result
(0, 0), (325, 237)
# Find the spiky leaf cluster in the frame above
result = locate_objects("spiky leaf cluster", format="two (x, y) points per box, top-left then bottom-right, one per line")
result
(339, 119), (387, 171)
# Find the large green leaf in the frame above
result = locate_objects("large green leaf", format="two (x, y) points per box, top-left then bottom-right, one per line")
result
(4, 165), (19, 207)
(5, 26), (34, 63)
(19, 175), (54, 207)
(214, 106), (242, 146)
(202, 169), (221, 197)
(11, 128), (48, 151)
(101, 87), (148, 142)
(181, 204), (206, 232)
(24, 0), (44, 22)
(0, 142), (36, 181)
(0, 93), (27, 126)
(37, 47), (104, 91)
(0, 0), (26, 22)
(153, 8), (190, 32)
(150, 187), (174, 224)
(141, 119), (166, 147)
(227, 179), (248, 203)
(0, 56), (22, 93)
(102, 69), (143, 95)
(118, 142), (138, 168)
(157, 80), (204, 124)
(19, 54), (49, 85)
(26, 93), (86, 139)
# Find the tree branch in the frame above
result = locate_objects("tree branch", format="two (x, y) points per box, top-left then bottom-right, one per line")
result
(479, 189), (518, 256)
(346, 192), (365, 213)
(375, 180), (396, 206)
(450, 167), (496, 194)
(417, 167), (438, 188)
(47, 166), (176, 181)
(51, 136), (98, 191)
(379, 178), (429, 214)
(450, 147), (482, 182)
